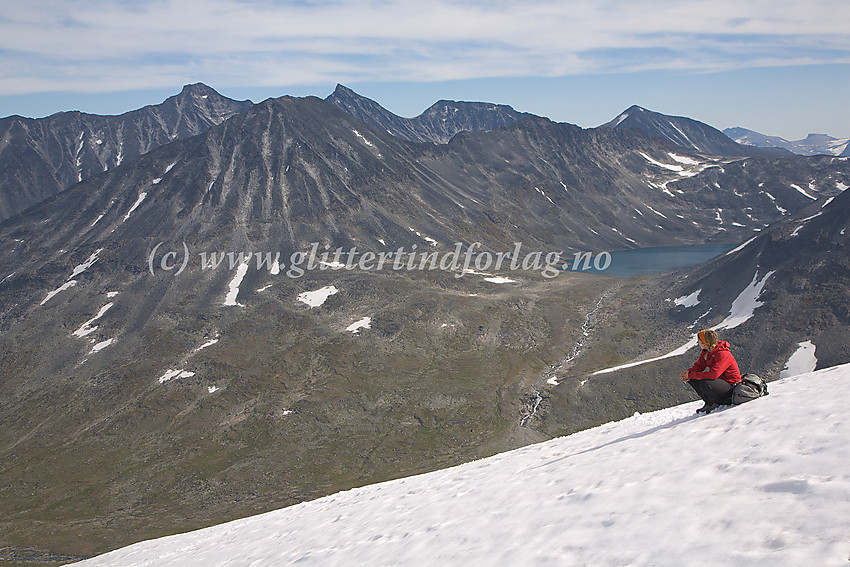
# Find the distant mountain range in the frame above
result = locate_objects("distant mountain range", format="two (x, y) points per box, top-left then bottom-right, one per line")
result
(1, 83), (848, 562)
(724, 127), (850, 157)
(0, 84), (825, 225)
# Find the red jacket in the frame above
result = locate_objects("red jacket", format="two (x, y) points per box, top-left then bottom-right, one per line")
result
(688, 341), (742, 384)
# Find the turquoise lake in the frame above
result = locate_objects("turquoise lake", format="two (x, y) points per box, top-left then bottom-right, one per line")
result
(570, 243), (737, 278)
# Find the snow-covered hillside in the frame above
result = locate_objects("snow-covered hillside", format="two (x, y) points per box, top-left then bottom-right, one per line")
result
(75, 364), (850, 566)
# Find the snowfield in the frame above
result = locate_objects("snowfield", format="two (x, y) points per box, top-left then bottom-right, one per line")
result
(74, 363), (850, 566)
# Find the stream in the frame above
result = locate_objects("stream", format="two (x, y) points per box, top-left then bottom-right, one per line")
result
(520, 283), (621, 428)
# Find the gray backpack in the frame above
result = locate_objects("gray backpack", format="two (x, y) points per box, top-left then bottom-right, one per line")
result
(732, 373), (769, 405)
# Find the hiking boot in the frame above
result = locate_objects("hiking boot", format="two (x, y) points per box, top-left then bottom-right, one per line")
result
(696, 402), (719, 414)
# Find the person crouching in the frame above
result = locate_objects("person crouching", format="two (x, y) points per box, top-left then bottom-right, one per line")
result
(680, 329), (742, 414)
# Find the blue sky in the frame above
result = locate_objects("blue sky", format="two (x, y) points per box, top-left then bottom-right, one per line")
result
(1, 0), (849, 139)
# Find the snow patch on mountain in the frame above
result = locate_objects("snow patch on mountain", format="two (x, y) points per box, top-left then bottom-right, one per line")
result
(716, 270), (774, 330)
(70, 248), (104, 279)
(40, 280), (78, 305)
(194, 337), (219, 352)
(72, 302), (114, 338)
(762, 191), (788, 215)
(673, 289), (701, 308)
(345, 317), (372, 333)
(484, 276), (517, 284)
(352, 129), (382, 157)
(535, 186), (555, 205)
(297, 285), (339, 308)
(780, 340), (818, 378)
(123, 193), (148, 222)
(667, 153), (700, 165)
(639, 152), (683, 172)
(223, 262), (249, 307)
(671, 122), (700, 150)
(408, 226), (438, 246)
(89, 338), (115, 354)
(645, 204), (667, 218)
(791, 184), (816, 200)
(158, 369), (195, 384)
(90, 212), (107, 227)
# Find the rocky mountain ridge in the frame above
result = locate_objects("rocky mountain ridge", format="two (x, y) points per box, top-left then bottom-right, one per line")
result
(600, 105), (790, 157)
(0, 83), (253, 221)
(325, 83), (535, 144)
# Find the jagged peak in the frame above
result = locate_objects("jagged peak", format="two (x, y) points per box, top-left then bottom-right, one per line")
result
(328, 84), (368, 102)
(332, 83), (356, 94)
(326, 85), (387, 109)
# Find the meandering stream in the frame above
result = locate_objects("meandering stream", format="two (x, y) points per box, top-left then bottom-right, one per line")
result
(520, 283), (621, 427)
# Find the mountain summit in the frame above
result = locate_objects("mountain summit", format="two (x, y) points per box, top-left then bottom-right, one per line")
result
(600, 105), (788, 157)
(325, 84), (534, 143)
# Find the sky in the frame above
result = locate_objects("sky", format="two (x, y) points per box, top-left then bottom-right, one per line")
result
(74, 361), (850, 566)
(1, 0), (849, 140)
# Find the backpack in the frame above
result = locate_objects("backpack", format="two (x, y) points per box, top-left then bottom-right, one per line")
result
(731, 373), (769, 405)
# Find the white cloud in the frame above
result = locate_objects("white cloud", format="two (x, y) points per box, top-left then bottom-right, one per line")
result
(1, 0), (848, 94)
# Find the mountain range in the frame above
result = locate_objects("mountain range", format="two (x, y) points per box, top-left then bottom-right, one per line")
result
(0, 83), (848, 564)
(0, 83), (535, 224)
(724, 126), (850, 157)
(2, 85), (803, 225)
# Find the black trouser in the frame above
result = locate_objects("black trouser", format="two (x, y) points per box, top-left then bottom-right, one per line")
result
(688, 379), (734, 405)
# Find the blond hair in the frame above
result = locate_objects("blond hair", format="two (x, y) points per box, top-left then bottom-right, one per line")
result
(698, 329), (718, 350)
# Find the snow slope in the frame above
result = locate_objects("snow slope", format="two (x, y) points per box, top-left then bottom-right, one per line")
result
(75, 364), (850, 566)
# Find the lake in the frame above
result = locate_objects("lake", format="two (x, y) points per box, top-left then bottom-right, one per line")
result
(570, 243), (736, 278)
